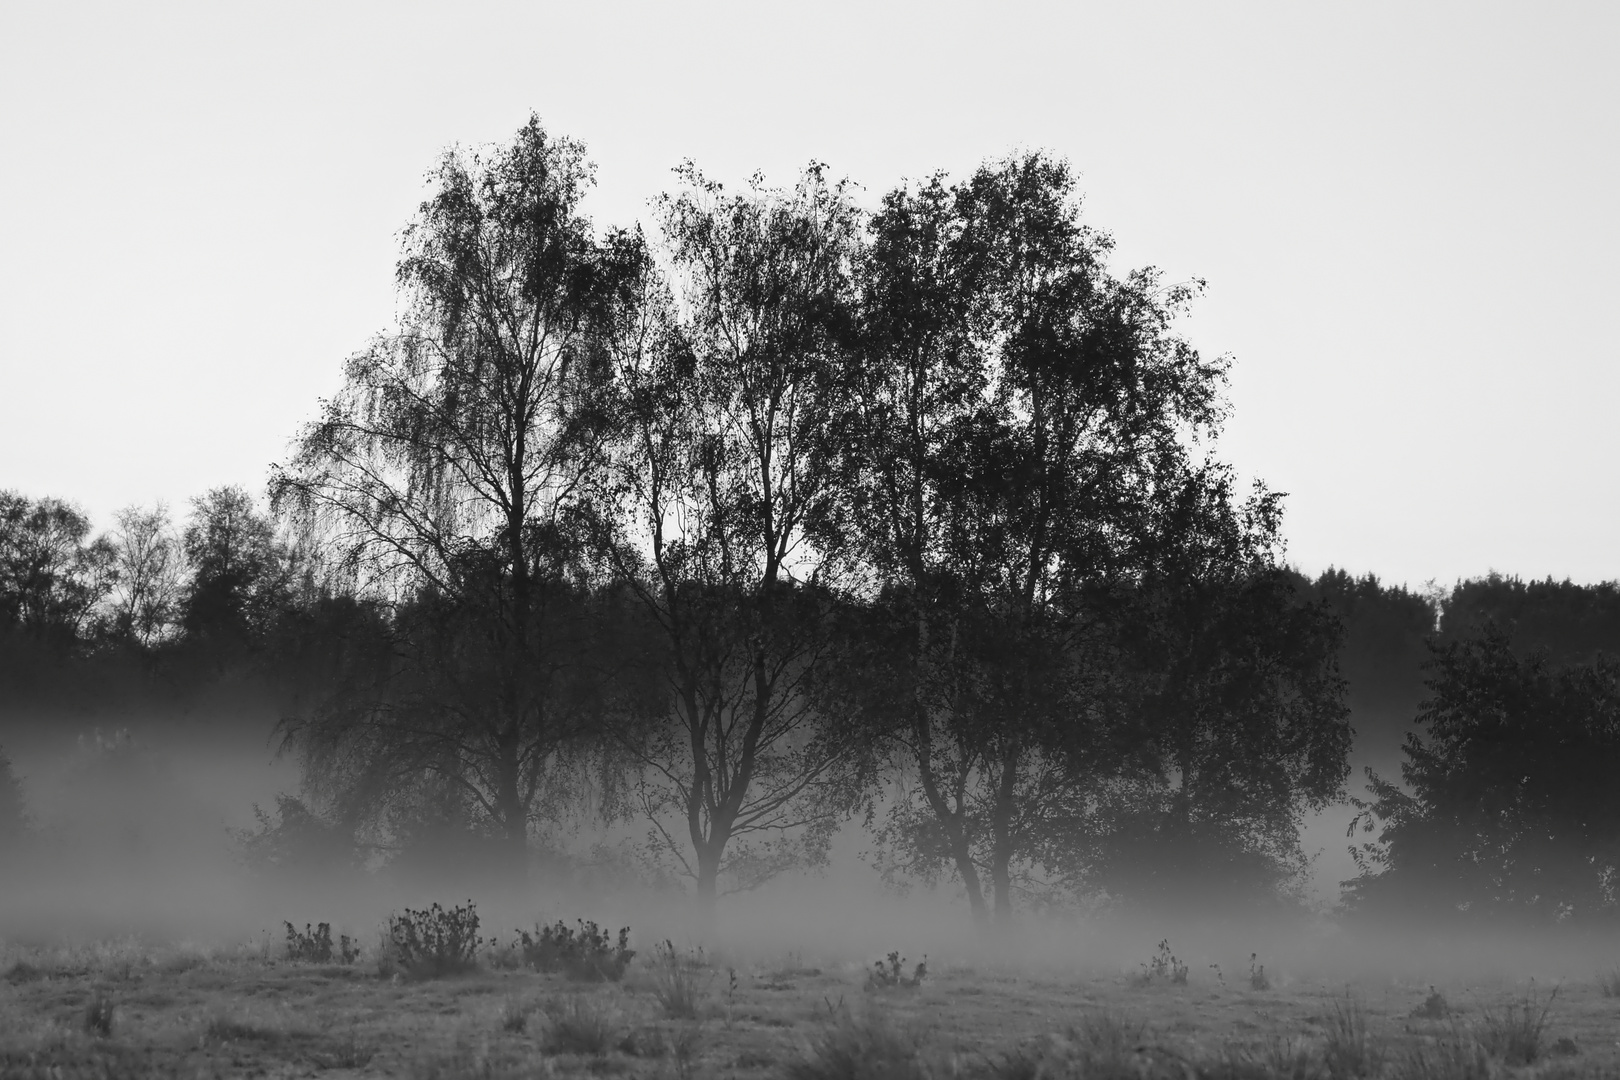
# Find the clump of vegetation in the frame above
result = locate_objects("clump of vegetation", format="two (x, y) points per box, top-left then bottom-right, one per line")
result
(1395, 1026), (1492, 1080)
(82, 991), (115, 1038)
(385, 901), (483, 978)
(1411, 986), (1449, 1020)
(1249, 953), (1271, 991)
(1322, 995), (1385, 1080)
(497, 997), (531, 1034)
(1599, 967), (1620, 998)
(786, 1008), (928, 1080)
(283, 921), (360, 965)
(1131, 940), (1189, 987)
(540, 995), (618, 1056)
(4, 961), (45, 985)
(994, 1012), (1149, 1079)
(518, 919), (635, 982)
(651, 940), (710, 1019)
(1478, 983), (1559, 1065)
(866, 951), (927, 989)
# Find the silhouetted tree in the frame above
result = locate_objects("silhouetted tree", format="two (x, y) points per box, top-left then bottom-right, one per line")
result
(1070, 474), (1351, 912)
(107, 502), (185, 647)
(840, 154), (1240, 931)
(180, 486), (291, 658)
(0, 492), (116, 649)
(1440, 574), (1620, 665)
(1305, 569), (1437, 772)
(1346, 626), (1620, 923)
(595, 163), (866, 910)
(272, 116), (635, 875)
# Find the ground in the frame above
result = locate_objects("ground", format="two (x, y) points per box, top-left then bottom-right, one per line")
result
(1, 932), (1617, 1078)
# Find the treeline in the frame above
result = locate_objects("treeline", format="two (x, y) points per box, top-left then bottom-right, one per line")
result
(4, 116), (1618, 931)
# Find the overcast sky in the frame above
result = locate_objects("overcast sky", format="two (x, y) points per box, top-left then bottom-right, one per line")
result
(2, 1), (1615, 590)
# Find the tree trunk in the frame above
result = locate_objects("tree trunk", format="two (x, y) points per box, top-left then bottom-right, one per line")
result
(495, 729), (529, 885)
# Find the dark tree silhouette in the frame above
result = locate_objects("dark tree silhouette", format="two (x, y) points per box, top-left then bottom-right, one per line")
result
(1071, 474), (1351, 912)
(0, 492), (116, 649)
(107, 502), (184, 647)
(839, 154), (1240, 931)
(272, 116), (635, 875)
(180, 486), (291, 658)
(1346, 626), (1620, 923)
(595, 163), (866, 910)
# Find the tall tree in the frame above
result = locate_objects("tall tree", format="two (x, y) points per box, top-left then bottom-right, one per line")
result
(596, 163), (865, 910)
(842, 154), (1243, 931)
(180, 486), (292, 663)
(0, 492), (116, 648)
(272, 116), (633, 874)
(108, 502), (185, 647)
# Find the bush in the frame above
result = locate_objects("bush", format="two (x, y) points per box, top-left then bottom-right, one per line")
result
(283, 921), (360, 965)
(386, 901), (482, 978)
(1130, 940), (1189, 987)
(518, 919), (634, 982)
(1410, 987), (1449, 1020)
(1478, 983), (1558, 1065)
(866, 951), (927, 990)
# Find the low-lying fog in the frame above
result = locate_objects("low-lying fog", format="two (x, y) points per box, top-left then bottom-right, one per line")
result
(0, 711), (1606, 987)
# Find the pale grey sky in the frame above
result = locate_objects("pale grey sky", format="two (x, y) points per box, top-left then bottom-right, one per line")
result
(2, 1), (1615, 589)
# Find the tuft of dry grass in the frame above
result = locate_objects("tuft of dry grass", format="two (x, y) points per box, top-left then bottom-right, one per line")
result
(539, 994), (617, 1056)
(1598, 967), (1620, 998)
(1477, 983), (1558, 1066)
(82, 991), (114, 1038)
(785, 1008), (930, 1080)
(1322, 994), (1386, 1079)
(651, 940), (711, 1019)
(1389, 1025), (1492, 1080)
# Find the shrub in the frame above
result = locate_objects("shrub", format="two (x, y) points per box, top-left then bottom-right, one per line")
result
(518, 919), (634, 982)
(651, 940), (710, 1019)
(1130, 940), (1189, 987)
(866, 951), (927, 990)
(1410, 987), (1449, 1020)
(386, 901), (482, 978)
(283, 921), (361, 965)
(1478, 983), (1558, 1065)
(540, 995), (617, 1056)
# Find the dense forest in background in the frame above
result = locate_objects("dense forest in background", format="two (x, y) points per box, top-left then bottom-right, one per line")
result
(4, 116), (1619, 933)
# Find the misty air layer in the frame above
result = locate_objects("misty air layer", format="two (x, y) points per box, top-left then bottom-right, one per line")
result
(3, 116), (1619, 1078)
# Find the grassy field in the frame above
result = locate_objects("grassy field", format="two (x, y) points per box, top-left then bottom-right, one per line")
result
(2, 928), (1618, 1079)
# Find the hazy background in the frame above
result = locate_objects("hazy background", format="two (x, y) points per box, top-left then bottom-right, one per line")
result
(3, 1), (1617, 590)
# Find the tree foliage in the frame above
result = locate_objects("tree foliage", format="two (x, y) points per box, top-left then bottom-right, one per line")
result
(271, 116), (636, 872)
(1346, 626), (1620, 923)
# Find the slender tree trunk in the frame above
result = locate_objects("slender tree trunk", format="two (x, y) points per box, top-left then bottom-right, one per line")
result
(495, 728), (528, 884)
(989, 736), (1020, 930)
